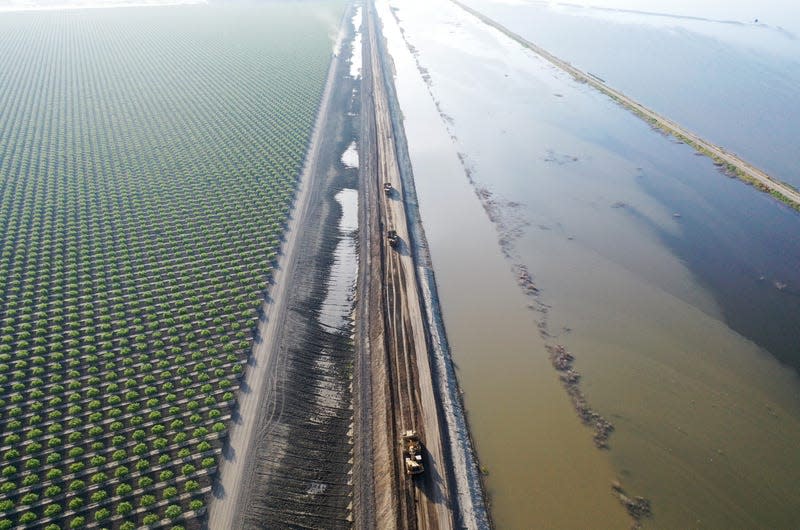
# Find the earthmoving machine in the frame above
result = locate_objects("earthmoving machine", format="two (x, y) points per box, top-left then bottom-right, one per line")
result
(383, 182), (392, 196)
(401, 430), (424, 476)
(387, 229), (399, 249)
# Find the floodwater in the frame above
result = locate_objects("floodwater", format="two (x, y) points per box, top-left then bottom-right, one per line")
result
(349, 6), (363, 79)
(318, 187), (358, 331)
(341, 140), (359, 169)
(377, 0), (630, 527)
(460, 0), (800, 189)
(377, 0), (800, 528)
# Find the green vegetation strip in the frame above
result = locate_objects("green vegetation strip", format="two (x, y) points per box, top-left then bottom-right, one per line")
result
(451, 0), (800, 212)
(0, 2), (341, 528)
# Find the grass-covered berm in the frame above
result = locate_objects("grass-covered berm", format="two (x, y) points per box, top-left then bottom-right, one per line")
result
(0, 2), (344, 528)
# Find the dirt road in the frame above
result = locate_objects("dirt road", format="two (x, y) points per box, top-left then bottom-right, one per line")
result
(360, 2), (455, 528)
(452, 0), (800, 210)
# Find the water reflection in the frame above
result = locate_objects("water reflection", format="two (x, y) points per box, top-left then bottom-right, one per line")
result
(383, 0), (800, 527)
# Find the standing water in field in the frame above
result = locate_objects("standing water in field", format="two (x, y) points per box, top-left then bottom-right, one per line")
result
(377, 0), (630, 527)
(349, 6), (363, 79)
(318, 188), (359, 332)
(341, 141), (359, 169)
(460, 0), (800, 189)
(377, 0), (800, 527)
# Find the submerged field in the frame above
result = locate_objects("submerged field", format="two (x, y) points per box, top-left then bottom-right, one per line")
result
(0, 3), (341, 528)
(378, 0), (800, 527)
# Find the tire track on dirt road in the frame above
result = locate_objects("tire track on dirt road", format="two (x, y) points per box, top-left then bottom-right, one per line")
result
(364, 2), (454, 528)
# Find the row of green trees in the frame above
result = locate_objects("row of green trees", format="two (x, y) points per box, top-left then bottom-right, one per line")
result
(0, 0), (342, 526)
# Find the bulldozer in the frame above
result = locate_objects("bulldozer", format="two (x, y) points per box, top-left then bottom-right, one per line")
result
(387, 229), (399, 249)
(401, 430), (424, 476)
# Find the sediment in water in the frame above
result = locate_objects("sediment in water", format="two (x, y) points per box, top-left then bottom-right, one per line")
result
(380, 4), (651, 525)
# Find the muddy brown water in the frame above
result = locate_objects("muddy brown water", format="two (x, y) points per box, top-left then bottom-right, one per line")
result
(378, 0), (800, 528)
(377, 1), (629, 527)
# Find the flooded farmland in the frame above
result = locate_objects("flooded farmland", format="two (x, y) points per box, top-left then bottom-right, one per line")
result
(376, 0), (800, 528)
(459, 0), (800, 190)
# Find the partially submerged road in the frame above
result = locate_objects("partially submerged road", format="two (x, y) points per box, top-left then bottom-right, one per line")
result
(452, 0), (800, 211)
(359, 1), (455, 528)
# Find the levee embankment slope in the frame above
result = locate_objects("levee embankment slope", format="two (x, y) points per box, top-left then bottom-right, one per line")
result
(372, 1), (491, 528)
(207, 6), (357, 528)
(361, 0), (490, 528)
(364, 0), (449, 525)
(451, 0), (800, 212)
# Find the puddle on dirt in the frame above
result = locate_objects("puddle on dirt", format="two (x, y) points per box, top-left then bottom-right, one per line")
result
(349, 6), (363, 78)
(318, 187), (358, 332)
(341, 141), (359, 169)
